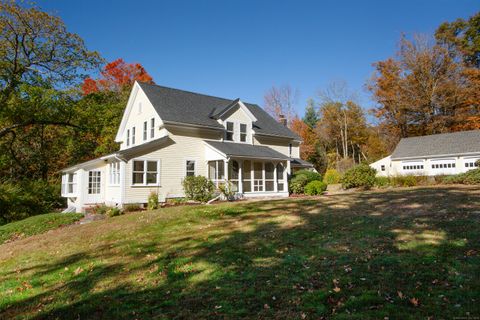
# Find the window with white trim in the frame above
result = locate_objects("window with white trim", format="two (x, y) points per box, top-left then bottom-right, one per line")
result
(225, 122), (234, 141)
(150, 118), (155, 138)
(381, 165), (385, 171)
(132, 160), (159, 185)
(240, 123), (247, 142)
(276, 163), (285, 192)
(465, 160), (479, 168)
(289, 144), (292, 157)
(253, 162), (263, 192)
(132, 127), (136, 145)
(88, 171), (101, 194)
(265, 162), (275, 191)
(186, 160), (196, 177)
(126, 129), (130, 147)
(208, 160), (225, 187)
(143, 121), (148, 141)
(62, 173), (77, 194)
(109, 162), (120, 185)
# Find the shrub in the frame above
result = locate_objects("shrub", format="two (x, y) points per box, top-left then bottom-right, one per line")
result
(289, 169), (322, 194)
(439, 168), (480, 185)
(92, 204), (109, 215)
(289, 174), (309, 194)
(374, 176), (391, 188)
(123, 203), (142, 212)
(147, 192), (159, 210)
(106, 207), (123, 217)
(218, 181), (235, 200)
(182, 176), (215, 203)
(0, 180), (65, 225)
(323, 169), (341, 185)
(341, 164), (377, 189)
(304, 181), (327, 195)
(402, 175), (417, 187)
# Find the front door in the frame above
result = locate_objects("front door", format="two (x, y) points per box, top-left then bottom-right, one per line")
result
(85, 170), (103, 204)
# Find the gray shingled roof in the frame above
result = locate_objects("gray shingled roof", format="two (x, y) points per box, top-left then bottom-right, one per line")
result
(391, 130), (480, 160)
(205, 141), (290, 160)
(138, 82), (299, 139)
(290, 158), (314, 168)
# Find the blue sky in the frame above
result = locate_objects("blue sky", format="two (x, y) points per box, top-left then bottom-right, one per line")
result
(37, 0), (478, 117)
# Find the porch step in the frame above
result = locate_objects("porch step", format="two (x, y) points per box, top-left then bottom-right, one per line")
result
(62, 206), (77, 213)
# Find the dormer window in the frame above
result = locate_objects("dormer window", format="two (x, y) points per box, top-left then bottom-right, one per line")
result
(226, 122), (234, 141)
(240, 123), (247, 142)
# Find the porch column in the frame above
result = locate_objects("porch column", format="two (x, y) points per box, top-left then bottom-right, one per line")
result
(274, 161), (278, 192)
(284, 160), (289, 192)
(238, 160), (243, 193)
(224, 159), (229, 182)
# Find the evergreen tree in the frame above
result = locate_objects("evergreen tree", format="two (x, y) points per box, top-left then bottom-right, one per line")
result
(302, 98), (318, 128)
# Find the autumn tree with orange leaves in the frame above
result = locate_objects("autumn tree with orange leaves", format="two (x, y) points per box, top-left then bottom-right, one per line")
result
(82, 58), (154, 95)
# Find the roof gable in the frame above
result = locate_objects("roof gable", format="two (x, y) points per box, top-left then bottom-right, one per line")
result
(137, 82), (299, 139)
(391, 130), (480, 159)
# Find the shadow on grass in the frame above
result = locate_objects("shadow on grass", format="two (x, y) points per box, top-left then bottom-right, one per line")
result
(1, 186), (480, 319)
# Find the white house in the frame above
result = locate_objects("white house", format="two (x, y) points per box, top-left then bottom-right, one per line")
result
(370, 130), (480, 177)
(61, 82), (313, 212)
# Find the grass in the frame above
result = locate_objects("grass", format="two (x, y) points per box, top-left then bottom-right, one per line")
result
(0, 185), (479, 319)
(0, 212), (83, 244)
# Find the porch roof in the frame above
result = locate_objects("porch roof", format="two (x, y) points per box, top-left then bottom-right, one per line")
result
(290, 158), (314, 168)
(205, 141), (290, 161)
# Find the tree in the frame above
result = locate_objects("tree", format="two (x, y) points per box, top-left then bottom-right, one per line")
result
(81, 58), (154, 95)
(435, 12), (480, 68)
(0, 1), (102, 180)
(290, 117), (317, 160)
(368, 34), (479, 142)
(302, 98), (318, 128)
(263, 85), (298, 125)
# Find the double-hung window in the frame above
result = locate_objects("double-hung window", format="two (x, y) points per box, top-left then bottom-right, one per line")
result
(127, 129), (130, 147)
(132, 160), (159, 185)
(132, 127), (136, 145)
(186, 160), (196, 177)
(109, 162), (120, 185)
(150, 118), (155, 138)
(208, 160), (224, 186)
(240, 123), (247, 142)
(143, 121), (148, 141)
(225, 122), (234, 141)
(88, 171), (101, 194)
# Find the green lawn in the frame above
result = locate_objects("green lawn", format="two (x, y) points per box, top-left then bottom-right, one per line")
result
(0, 212), (83, 244)
(0, 186), (479, 319)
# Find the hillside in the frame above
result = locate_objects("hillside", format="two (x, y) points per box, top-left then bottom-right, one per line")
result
(1, 186), (479, 319)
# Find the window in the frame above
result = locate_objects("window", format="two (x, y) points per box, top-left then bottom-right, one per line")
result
(88, 171), (101, 194)
(465, 161), (479, 168)
(150, 118), (155, 138)
(109, 162), (120, 185)
(208, 160), (225, 187)
(240, 123), (247, 142)
(62, 173), (77, 194)
(229, 160), (239, 191)
(127, 129), (130, 147)
(143, 121), (148, 141)
(265, 162), (275, 191)
(243, 160), (252, 192)
(225, 122), (234, 141)
(132, 160), (159, 185)
(253, 162), (263, 192)
(276, 163), (285, 192)
(132, 127), (136, 145)
(381, 165), (385, 171)
(186, 160), (196, 177)
(289, 144), (292, 157)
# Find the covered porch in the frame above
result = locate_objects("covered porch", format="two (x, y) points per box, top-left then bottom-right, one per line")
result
(204, 141), (290, 197)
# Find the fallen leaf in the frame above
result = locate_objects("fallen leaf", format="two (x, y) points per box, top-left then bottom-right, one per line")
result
(410, 297), (420, 306)
(397, 291), (404, 299)
(333, 286), (341, 293)
(73, 267), (84, 276)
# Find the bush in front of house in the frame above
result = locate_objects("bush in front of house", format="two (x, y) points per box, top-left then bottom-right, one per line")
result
(323, 169), (341, 185)
(374, 176), (391, 188)
(0, 180), (65, 225)
(289, 169), (322, 194)
(442, 168), (480, 185)
(341, 164), (377, 189)
(123, 203), (142, 212)
(106, 207), (123, 217)
(148, 192), (159, 210)
(182, 175), (215, 203)
(304, 181), (327, 195)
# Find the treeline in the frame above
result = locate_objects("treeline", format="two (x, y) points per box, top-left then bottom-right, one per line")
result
(0, 2), (154, 223)
(266, 12), (480, 173)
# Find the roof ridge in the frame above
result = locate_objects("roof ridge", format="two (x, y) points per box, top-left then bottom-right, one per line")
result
(137, 81), (259, 106)
(401, 130), (480, 140)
